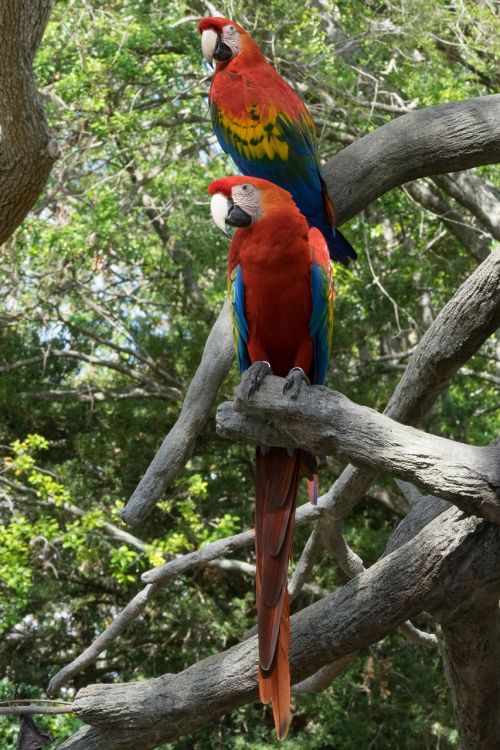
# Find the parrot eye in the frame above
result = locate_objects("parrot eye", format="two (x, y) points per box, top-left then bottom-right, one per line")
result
(229, 25), (235, 31)
(242, 184), (250, 191)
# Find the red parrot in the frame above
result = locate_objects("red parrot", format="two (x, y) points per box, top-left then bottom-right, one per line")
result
(199, 15), (356, 266)
(208, 175), (334, 738)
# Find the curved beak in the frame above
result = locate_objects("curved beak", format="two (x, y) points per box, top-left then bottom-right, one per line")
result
(210, 192), (231, 235)
(210, 193), (252, 236)
(201, 29), (218, 64)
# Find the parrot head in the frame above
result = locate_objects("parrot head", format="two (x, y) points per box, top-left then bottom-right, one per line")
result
(198, 17), (258, 66)
(208, 176), (300, 235)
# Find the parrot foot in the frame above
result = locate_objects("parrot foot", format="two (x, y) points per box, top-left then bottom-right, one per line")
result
(283, 367), (310, 399)
(241, 361), (272, 399)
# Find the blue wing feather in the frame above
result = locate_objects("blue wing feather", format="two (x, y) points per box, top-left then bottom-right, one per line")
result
(310, 263), (332, 386)
(229, 264), (251, 374)
(211, 100), (356, 265)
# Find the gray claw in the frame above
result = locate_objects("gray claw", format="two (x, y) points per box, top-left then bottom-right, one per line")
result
(283, 367), (310, 399)
(241, 361), (272, 399)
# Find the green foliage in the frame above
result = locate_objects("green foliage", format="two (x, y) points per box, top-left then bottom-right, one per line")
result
(0, 0), (498, 748)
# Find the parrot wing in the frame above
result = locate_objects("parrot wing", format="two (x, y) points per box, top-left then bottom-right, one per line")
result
(308, 227), (335, 385)
(228, 263), (251, 373)
(210, 73), (323, 218)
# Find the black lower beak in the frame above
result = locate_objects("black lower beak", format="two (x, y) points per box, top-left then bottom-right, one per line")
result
(226, 204), (252, 228)
(213, 37), (233, 63)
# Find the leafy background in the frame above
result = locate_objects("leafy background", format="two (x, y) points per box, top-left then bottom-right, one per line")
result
(0, 0), (498, 747)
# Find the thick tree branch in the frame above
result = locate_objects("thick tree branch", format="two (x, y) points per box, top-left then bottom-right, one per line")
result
(55, 508), (500, 749)
(216, 380), (500, 520)
(0, 0), (58, 244)
(325, 96), (500, 224)
(441, 605), (500, 750)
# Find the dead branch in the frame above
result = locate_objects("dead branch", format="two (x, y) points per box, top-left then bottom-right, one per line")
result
(121, 301), (234, 525)
(55, 507), (500, 749)
(216, 379), (500, 520)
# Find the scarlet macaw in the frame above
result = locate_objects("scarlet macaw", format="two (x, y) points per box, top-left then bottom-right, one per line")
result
(200, 16), (356, 266)
(208, 175), (334, 738)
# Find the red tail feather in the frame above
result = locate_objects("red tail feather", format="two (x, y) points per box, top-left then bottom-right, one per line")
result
(255, 446), (300, 739)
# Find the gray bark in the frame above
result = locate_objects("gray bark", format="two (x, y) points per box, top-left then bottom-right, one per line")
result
(432, 171), (500, 242)
(55, 507), (500, 749)
(216, 380), (500, 521)
(441, 606), (500, 750)
(325, 95), (500, 224)
(405, 179), (490, 261)
(121, 301), (234, 525)
(0, 0), (57, 244)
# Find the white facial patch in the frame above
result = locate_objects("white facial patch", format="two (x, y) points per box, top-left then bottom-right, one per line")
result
(232, 184), (263, 224)
(221, 24), (241, 56)
(210, 192), (230, 233)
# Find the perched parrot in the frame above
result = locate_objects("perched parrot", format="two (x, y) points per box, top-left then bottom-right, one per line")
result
(208, 175), (334, 739)
(199, 16), (356, 266)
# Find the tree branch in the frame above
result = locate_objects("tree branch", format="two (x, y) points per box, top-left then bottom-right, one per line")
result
(121, 301), (234, 525)
(55, 507), (500, 749)
(216, 380), (500, 521)
(404, 180), (490, 261)
(432, 171), (500, 242)
(22, 386), (181, 403)
(441, 605), (500, 750)
(325, 96), (500, 224)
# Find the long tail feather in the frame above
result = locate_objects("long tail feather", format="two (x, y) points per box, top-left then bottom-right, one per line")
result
(255, 446), (300, 740)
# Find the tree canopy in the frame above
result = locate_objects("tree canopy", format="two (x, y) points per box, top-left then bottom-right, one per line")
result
(0, 1), (499, 748)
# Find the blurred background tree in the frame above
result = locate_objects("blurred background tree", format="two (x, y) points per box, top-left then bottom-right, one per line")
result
(0, 0), (498, 747)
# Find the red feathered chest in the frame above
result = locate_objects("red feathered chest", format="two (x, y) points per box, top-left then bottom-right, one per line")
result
(229, 216), (314, 378)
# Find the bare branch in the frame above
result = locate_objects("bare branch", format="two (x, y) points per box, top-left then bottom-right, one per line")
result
(216, 380), (500, 521)
(207, 558), (328, 598)
(405, 180), (490, 261)
(292, 653), (358, 694)
(0, 348), (180, 395)
(23, 386), (180, 402)
(121, 301), (234, 525)
(326, 96), (500, 224)
(0, 705), (73, 716)
(432, 171), (500, 242)
(55, 508), (500, 749)
(399, 621), (438, 648)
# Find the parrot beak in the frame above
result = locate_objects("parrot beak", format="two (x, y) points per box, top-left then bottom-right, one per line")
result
(210, 192), (252, 236)
(201, 28), (218, 64)
(210, 192), (231, 235)
(226, 204), (252, 227)
(201, 28), (233, 64)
